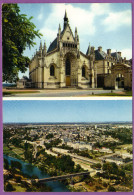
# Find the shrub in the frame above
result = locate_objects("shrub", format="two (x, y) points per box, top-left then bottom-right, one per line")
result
(5, 183), (15, 192)
(108, 186), (116, 192)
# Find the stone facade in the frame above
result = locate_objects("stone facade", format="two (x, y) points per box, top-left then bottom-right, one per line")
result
(29, 11), (132, 90)
(29, 11), (97, 89)
(95, 47), (132, 89)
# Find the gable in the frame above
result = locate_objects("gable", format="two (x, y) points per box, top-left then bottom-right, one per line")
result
(61, 25), (75, 42)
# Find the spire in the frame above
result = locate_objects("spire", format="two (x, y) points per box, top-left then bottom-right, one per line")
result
(64, 10), (69, 29)
(86, 43), (91, 56)
(43, 41), (46, 50)
(43, 41), (47, 56)
(58, 24), (61, 34)
(39, 40), (42, 50)
(75, 27), (78, 42)
(77, 35), (79, 42)
(64, 10), (68, 20)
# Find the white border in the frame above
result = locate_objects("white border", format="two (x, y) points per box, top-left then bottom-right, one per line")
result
(3, 97), (132, 100)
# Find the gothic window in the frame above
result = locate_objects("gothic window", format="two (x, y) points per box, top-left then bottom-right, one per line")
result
(50, 65), (55, 76)
(66, 59), (71, 76)
(82, 66), (85, 77)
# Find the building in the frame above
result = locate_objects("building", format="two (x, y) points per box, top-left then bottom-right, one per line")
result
(28, 11), (132, 90)
(95, 47), (132, 90)
(17, 76), (31, 88)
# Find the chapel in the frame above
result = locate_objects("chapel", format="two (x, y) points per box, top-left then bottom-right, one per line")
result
(28, 11), (132, 90)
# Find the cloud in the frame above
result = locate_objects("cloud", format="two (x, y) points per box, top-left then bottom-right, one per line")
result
(120, 48), (132, 60)
(38, 3), (132, 56)
(39, 3), (96, 44)
(37, 13), (43, 20)
(102, 10), (131, 31)
(37, 7), (44, 20)
(109, 48), (132, 60)
(90, 3), (110, 15)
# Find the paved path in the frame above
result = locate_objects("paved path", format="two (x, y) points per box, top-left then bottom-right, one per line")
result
(6, 89), (123, 97)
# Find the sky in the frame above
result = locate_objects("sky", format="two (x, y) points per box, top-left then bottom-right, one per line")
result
(3, 100), (132, 123)
(17, 3), (132, 78)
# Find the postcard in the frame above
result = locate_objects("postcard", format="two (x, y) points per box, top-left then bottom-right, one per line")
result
(0, 0), (134, 194)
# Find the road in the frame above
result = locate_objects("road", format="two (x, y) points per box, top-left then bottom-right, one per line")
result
(5, 89), (124, 97)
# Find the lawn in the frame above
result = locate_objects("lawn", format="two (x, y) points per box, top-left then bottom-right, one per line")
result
(13, 184), (26, 192)
(3, 90), (39, 96)
(91, 91), (132, 96)
(3, 144), (24, 160)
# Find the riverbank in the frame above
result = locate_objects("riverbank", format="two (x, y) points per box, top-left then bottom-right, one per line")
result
(4, 155), (70, 192)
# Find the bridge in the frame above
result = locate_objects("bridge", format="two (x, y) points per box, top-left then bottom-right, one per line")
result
(34, 171), (90, 183)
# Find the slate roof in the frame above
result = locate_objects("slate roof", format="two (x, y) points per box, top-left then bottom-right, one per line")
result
(86, 46), (90, 55)
(47, 29), (66, 53)
(47, 38), (58, 53)
(47, 23), (75, 53)
(111, 52), (122, 61)
(95, 50), (107, 60)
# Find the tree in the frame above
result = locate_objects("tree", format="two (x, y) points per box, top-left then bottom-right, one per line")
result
(108, 186), (116, 192)
(11, 160), (22, 171)
(5, 183), (15, 192)
(2, 4), (42, 82)
(4, 158), (9, 170)
(46, 133), (54, 139)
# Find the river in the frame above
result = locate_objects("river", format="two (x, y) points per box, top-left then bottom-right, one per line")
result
(4, 155), (70, 192)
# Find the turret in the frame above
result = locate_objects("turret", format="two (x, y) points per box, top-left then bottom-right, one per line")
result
(38, 41), (42, 56)
(58, 24), (61, 35)
(43, 41), (47, 56)
(75, 27), (77, 42)
(39, 40), (42, 51)
(57, 24), (62, 50)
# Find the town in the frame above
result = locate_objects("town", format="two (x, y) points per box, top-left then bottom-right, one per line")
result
(3, 123), (133, 192)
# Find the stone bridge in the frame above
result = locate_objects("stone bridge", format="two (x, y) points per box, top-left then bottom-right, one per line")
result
(33, 171), (90, 183)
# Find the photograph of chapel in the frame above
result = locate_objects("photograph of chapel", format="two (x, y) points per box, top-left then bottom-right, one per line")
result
(28, 11), (132, 90)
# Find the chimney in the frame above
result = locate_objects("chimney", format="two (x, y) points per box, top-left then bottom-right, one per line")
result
(98, 46), (102, 52)
(117, 52), (121, 57)
(107, 49), (111, 55)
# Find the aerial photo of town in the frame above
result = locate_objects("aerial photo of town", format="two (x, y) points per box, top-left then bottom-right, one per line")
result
(3, 122), (133, 192)
(3, 100), (133, 192)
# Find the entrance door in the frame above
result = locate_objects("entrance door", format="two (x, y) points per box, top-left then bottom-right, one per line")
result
(115, 74), (124, 89)
(66, 59), (71, 86)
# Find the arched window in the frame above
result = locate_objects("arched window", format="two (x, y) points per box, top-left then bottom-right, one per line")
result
(82, 66), (85, 77)
(50, 65), (54, 76)
(66, 59), (71, 76)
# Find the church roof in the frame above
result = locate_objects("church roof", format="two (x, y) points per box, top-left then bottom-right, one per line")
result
(95, 50), (107, 60)
(47, 37), (58, 53)
(86, 46), (90, 55)
(47, 24), (75, 53)
(47, 11), (75, 53)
